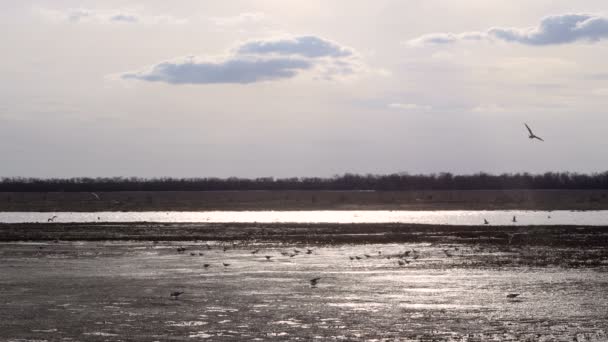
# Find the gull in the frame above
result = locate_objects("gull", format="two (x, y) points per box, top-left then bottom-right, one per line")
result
(90, 192), (100, 200)
(170, 291), (184, 299)
(398, 260), (406, 266)
(524, 123), (544, 141)
(309, 277), (321, 287)
(349, 256), (355, 261)
(512, 215), (517, 223)
(251, 249), (260, 255)
(306, 248), (313, 255)
(223, 263), (230, 267)
(47, 215), (58, 222)
(265, 255), (272, 260)
(483, 218), (489, 225)
(506, 293), (520, 299)
(203, 264), (210, 268)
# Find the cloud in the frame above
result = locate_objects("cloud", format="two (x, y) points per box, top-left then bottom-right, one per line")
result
(36, 7), (187, 25)
(409, 13), (608, 46)
(122, 57), (313, 84)
(109, 14), (139, 23)
(121, 36), (363, 85)
(236, 36), (353, 58)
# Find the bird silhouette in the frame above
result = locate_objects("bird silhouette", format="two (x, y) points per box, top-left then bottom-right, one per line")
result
(512, 215), (517, 223)
(524, 123), (544, 141)
(506, 293), (520, 299)
(170, 291), (184, 299)
(265, 255), (272, 260)
(398, 260), (405, 266)
(483, 218), (489, 225)
(310, 277), (321, 287)
(203, 264), (210, 268)
(223, 263), (230, 267)
(90, 192), (101, 200)
(47, 215), (58, 222)
(251, 249), (260, 254)
(355, 256), (362, 260)
(306, 249), (313, 254)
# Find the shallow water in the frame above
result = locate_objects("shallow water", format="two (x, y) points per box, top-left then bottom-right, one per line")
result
(0, 241), (606, 341)
(1, 210), (608, 225)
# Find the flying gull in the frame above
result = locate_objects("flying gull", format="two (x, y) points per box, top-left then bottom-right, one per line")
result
(524, 123), (544, 141)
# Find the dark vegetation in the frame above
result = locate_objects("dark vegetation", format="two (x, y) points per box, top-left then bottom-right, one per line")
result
(2, 171), (608, 192)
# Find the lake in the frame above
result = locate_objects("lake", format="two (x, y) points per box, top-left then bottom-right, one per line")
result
(1, 210), (607, 225)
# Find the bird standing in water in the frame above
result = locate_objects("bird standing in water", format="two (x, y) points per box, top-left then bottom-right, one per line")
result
(170, 291), (184, 299)
(310, 277), (321, 287)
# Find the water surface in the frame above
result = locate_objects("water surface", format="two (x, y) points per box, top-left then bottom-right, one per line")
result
(1, 210), (607, 225)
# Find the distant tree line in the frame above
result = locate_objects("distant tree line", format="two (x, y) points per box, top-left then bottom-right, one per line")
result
(1, 172), (608, 192)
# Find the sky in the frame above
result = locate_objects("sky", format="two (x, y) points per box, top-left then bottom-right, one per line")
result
(2, 0), (608, 178)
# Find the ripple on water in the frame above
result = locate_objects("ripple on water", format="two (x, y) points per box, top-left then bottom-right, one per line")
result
(83, 332), (118, 337)
(205, 306), (238, 313)
(166, 321), (207, 327)
(189, 332), (213, 338)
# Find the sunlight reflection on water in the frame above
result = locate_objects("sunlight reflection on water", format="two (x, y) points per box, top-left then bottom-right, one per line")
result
(0, 210), (607, 225)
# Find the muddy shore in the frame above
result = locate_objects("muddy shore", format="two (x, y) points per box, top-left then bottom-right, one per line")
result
(2, 189), (608, 211)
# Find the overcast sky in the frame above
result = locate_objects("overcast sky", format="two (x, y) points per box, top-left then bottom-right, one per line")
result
(2, 0), (608, 178)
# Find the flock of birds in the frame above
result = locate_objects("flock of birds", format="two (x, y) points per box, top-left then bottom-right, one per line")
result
(168, 244), (325, 299)
(167, 244), (522, 301)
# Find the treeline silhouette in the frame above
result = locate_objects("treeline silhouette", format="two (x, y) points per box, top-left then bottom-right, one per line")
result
(1, 172), (608, 192)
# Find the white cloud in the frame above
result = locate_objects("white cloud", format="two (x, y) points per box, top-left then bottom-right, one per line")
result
(35, 7), (187, 25)
(409, 13), (608, 46)
(121, 36), (364, 85)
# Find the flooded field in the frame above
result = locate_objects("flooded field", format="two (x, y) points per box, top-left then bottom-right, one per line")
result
(1, 238), (607, 341)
